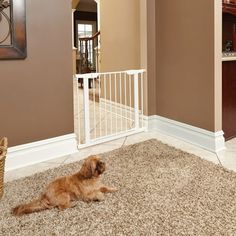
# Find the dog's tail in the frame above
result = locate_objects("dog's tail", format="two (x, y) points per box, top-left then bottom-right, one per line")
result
(12, 195), (51, 216)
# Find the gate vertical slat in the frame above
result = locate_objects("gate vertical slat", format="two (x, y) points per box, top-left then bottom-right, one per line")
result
(83, 76), (90, 144)
(134, 72), (139, 130)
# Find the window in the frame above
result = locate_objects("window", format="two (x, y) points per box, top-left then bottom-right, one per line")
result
(78, 24), (93, 38)
(77, 22), (97, 70)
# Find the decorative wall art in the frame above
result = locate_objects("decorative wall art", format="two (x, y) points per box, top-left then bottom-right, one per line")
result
(0, 0), (26, 59)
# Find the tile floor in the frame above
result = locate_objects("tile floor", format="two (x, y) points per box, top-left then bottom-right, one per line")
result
(5, 130), (236, 183)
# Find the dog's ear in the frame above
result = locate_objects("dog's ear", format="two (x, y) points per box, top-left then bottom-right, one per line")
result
(80, 157), (96, 179)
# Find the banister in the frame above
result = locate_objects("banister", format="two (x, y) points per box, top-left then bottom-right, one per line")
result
(78, 31), (100, 74)
(79, 31), (100, 41)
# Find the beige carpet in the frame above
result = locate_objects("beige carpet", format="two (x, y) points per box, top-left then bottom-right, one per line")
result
(1, 139), (236, 236)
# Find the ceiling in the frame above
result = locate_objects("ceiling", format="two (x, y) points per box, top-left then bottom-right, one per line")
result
(79, 0), (96, 4)
(77, 0), (97, 12)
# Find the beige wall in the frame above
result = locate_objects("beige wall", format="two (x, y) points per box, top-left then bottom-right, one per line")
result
(101, 0), (147, 114)
(155, 0), (222, 132)
(99, 0), (158, 116)
(0, 0), (74, 147)
(100, 0), (140, 72)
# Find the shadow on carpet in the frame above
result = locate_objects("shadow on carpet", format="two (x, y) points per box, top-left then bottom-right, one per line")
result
(1, 139), (236, 236)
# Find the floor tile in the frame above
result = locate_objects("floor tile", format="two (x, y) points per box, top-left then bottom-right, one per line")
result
(42, 154), (72, 165)
(124, 131), (157, 145)
(225, 138), (236, 151)
(5, 162), (61, 183)
(63, 147), (92, 165)
(217, 149), (236, 171)
(89, 137), (126, 154)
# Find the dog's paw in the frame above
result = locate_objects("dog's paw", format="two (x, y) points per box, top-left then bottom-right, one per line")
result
(96, 192), (105, 201)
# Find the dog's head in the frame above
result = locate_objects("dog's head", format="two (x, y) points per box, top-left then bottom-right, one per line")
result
(79, 155), (106, 179)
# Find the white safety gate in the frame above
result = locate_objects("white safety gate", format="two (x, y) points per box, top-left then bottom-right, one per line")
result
(74, 69), (146, 148)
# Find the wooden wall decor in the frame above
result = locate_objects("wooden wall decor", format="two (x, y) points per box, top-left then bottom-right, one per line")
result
(0, 0), (27, 59)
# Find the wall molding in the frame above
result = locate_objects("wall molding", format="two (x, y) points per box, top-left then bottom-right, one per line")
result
(4, 116), (225, 172)
(6, 133), (78, 172)
(148, 115), (225, 153)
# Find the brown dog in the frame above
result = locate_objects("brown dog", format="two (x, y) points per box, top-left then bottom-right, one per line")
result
(12, 155), (117, 216)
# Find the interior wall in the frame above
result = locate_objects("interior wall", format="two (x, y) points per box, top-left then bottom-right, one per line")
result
(0, 0), (74, 147)
(99, 0), (156, 116)
(100, 0), (140, 72)
(155, 0), (221, 132)
(214, 0), (222, 132)
(146, 0), (157, 116)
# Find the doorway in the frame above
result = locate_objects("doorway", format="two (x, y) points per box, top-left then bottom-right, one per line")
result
(71, 0), (147, 148)
(73, 0), (99, 74)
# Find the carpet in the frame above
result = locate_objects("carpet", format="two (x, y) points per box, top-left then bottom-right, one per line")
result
(1, 139), (236, 236)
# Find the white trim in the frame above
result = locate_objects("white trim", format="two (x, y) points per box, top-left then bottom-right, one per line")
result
(214, 0), (222, 133)
(222, 56), (236, 62)
(94, 0), (100, 32)
(148, 115), (225, 153)
(6, 134), (78, 172)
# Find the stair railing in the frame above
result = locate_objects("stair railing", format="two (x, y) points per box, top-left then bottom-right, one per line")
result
(78, 31), (100, 74)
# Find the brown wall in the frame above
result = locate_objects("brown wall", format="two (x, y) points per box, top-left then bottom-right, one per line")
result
(156, 0), (220, 131)
(100, 0), (140, 72)
(0, 0), (74, 147)
(146, 0), (157, 116)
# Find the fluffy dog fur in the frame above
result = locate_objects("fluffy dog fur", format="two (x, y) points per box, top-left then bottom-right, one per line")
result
(12, 155), (117, 216)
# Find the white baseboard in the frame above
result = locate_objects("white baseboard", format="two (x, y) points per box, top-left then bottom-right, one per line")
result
(148, 115), (225, 153)
(6, 133), (78, 172)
